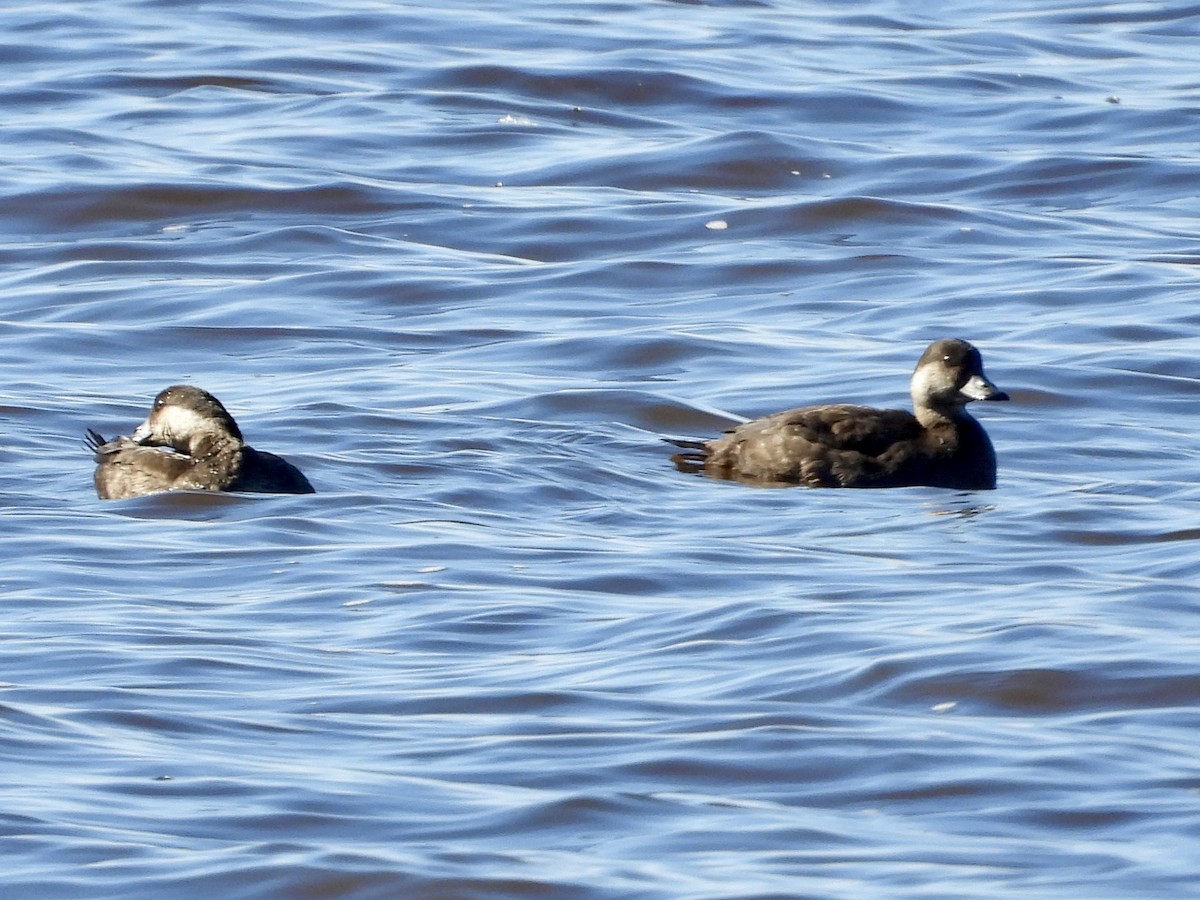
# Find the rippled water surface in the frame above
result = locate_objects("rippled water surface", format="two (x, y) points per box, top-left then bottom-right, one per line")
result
(4, 1), (1200, 897)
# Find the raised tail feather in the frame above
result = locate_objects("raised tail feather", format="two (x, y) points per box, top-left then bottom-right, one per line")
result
(84, 429), (108, 455)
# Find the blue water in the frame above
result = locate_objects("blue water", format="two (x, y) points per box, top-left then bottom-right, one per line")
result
(3, 1), (1200, 897)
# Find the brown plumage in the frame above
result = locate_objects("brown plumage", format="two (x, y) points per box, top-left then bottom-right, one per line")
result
(87, 385), (314, 500)
(672, 338), (1009, 489)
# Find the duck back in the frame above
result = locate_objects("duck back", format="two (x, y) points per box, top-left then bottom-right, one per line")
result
(229, 447), (315, 494)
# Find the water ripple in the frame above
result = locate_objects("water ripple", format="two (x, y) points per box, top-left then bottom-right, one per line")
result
(3, 1), (1200, 897)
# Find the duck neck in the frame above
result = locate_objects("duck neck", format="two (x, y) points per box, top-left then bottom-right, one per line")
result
(912, 402), (972, 430)
(187, 432), (241, 461)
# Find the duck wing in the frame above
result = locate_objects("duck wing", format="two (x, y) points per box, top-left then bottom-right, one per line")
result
(702, 404), (922, 486)
(90, 438), (202, 499)
(774, 404), (921, 457)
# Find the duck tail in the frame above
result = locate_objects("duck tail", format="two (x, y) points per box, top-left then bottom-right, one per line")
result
(84, 429), (108, 455)
(664, 437), (709, 473)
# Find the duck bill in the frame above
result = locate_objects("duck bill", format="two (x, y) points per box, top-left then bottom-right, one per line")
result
(960, 374), (1009, 402)
(130, 418), (156, 444)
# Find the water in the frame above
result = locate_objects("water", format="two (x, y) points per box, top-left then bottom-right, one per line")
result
(3, 1), (1200, 897)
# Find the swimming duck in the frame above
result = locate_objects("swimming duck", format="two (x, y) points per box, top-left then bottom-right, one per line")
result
(672, 338), (1008, 489)
(87, 385), (314, 499)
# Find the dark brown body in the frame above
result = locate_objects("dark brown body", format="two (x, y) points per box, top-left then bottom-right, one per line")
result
(673, 339), (1008, 490)
(88, 385), (314, 500)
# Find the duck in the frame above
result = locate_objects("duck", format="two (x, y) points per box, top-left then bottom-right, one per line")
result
(87, 385), (315, 499)
(671, 338), (1009, 489)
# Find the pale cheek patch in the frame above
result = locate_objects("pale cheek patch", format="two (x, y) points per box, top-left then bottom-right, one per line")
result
(153, 405), (210, 441)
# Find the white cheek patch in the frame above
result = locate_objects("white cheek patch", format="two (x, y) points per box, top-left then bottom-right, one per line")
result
(909, 367), (938, 398)
(150, 405), (211, 443)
